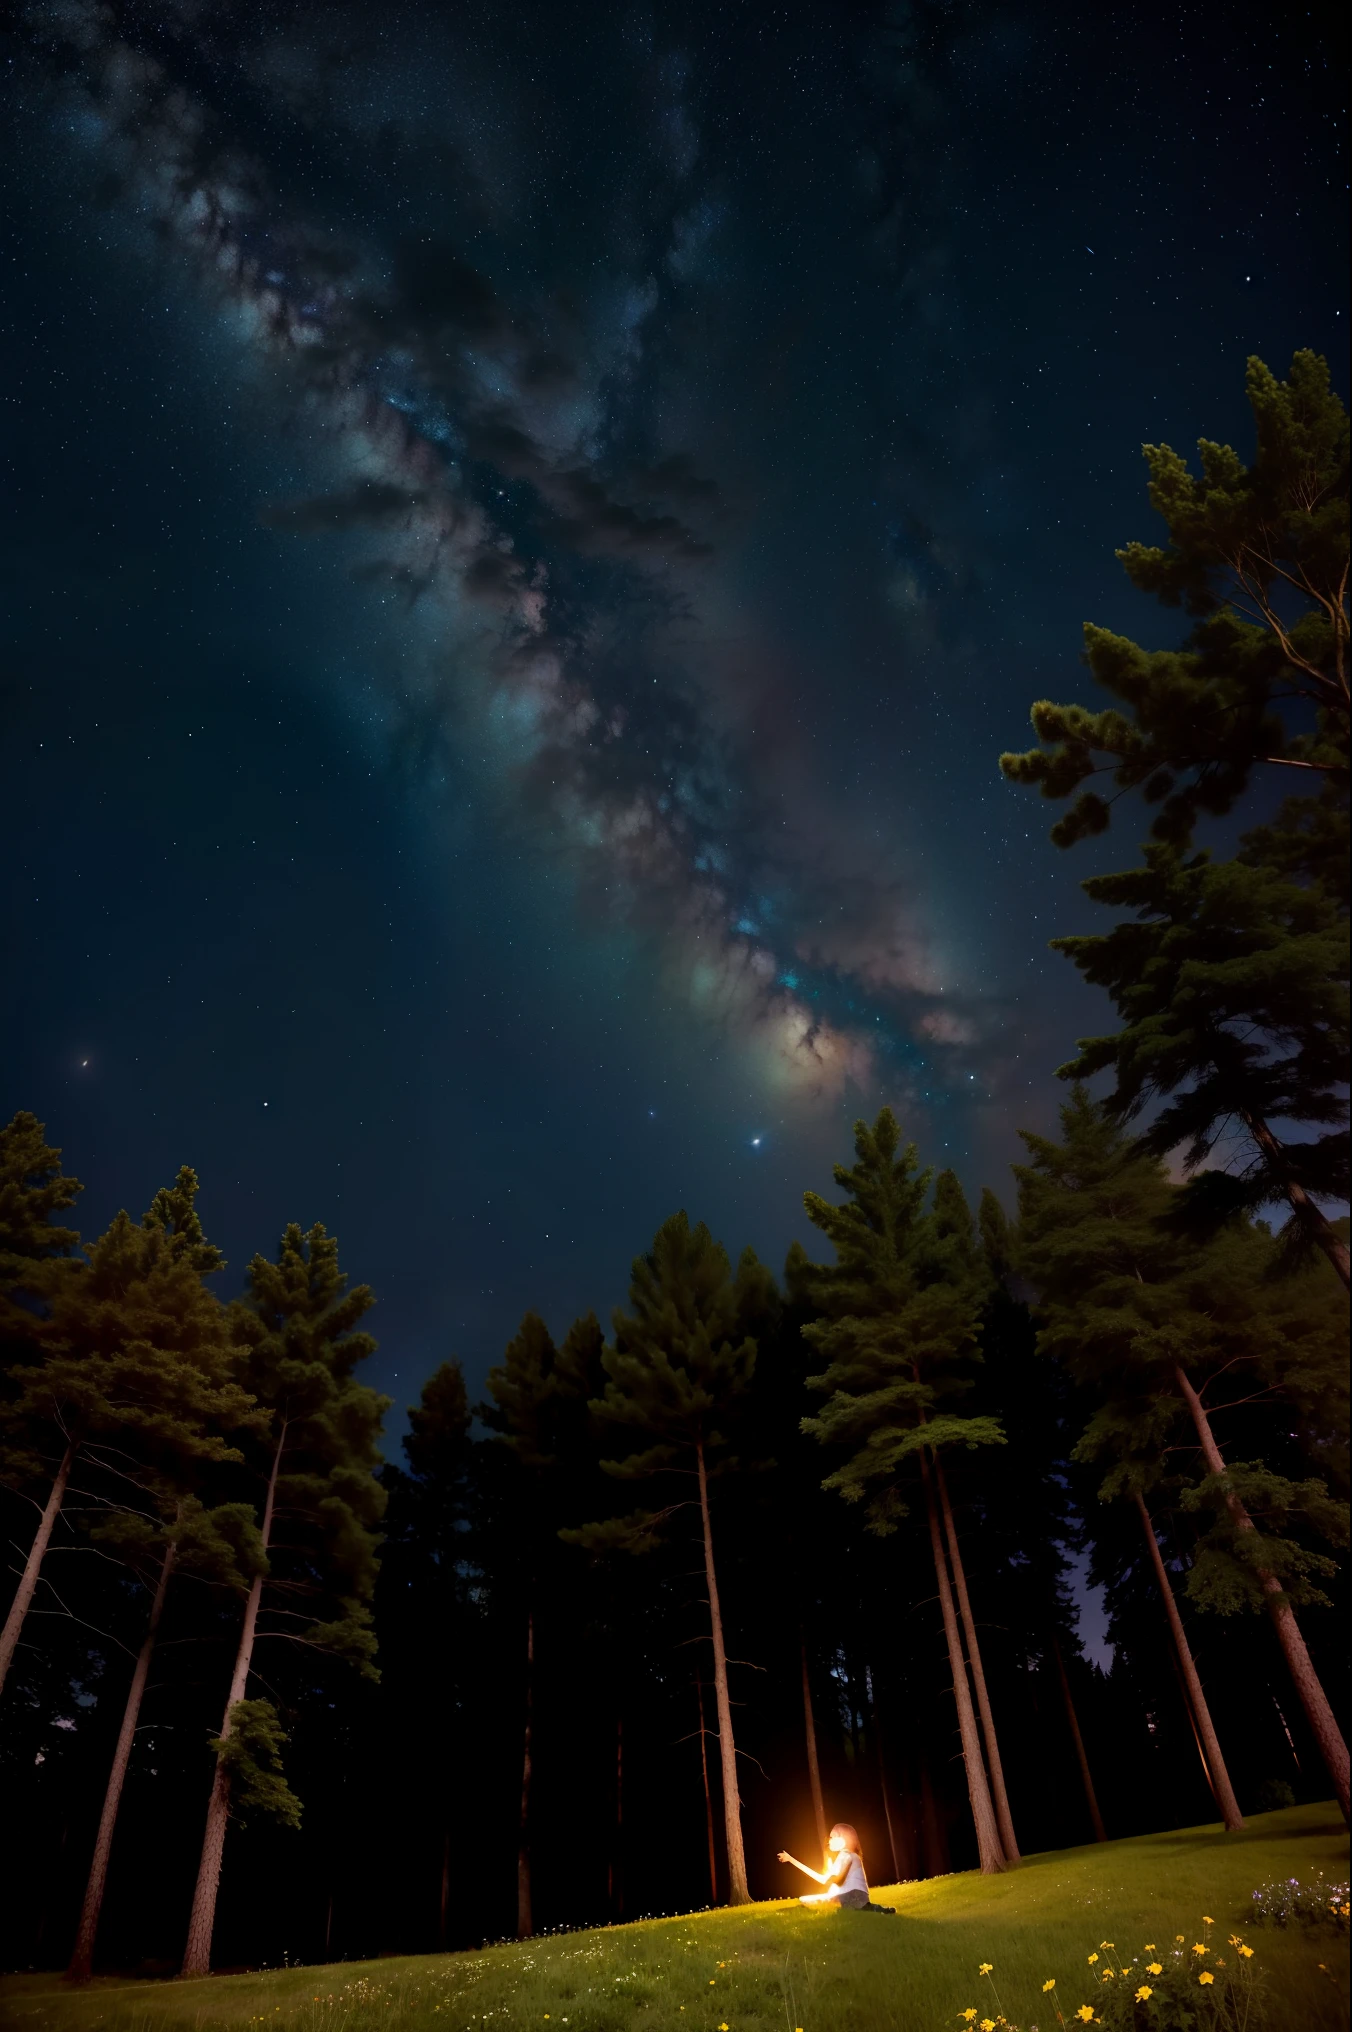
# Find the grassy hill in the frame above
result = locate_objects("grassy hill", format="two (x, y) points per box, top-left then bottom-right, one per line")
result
(1, 1806), (1345, 2032)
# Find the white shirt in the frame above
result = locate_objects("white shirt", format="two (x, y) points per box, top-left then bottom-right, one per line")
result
(835, 1852), (868, 1896)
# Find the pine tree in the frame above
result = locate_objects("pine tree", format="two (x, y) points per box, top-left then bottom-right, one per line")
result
(798, 1111), (1008, 1874)
(482, 1309), (606, 1937)
(63, 1172), (262, 1980)
(0, 1168), (245, 1700)
(1016, 1089), (1349, 1821)
(1000, 351), (1347, 848)
(1052, 840), (1347, 1281)
(928, 1171), (1021, 1862)
(577, 1213), (760, 1904)
(379, 1357), (475, 1948)
(0, 1113), (84, 1694)
(180, 1223), (388, 1978)
(1000, 352), (1349, 1283)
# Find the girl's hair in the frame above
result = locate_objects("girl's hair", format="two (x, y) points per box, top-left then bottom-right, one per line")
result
(829, 1822), (861, 1855)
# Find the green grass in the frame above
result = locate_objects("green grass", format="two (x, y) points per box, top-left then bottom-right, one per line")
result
(2, 1806), (1345, 2032)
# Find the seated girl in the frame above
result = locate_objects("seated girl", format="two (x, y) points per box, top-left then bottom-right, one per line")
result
(777, 1822), (892, 1912)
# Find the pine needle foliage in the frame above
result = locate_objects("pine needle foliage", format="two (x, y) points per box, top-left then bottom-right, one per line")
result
(1000, 351), (1348, 850)
(798, 1111), (1004, 1533)
(229, 1223), (389, 1675)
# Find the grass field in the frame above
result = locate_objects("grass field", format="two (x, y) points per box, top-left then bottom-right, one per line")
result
(1, 1806), (1345, 2032)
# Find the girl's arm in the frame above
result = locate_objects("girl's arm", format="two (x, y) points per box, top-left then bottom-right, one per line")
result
(776, 1851), (828, 1885)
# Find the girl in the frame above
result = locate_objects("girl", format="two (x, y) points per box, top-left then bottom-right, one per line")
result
(777, 1823), (891, 1911)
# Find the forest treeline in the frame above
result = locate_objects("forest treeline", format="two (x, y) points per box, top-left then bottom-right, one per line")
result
(0, 351), (1346, 1976)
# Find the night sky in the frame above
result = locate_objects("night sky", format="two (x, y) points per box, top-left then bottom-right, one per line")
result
(2, 1), (1344, 1428)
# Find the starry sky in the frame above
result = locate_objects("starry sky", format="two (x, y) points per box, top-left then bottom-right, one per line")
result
(2, 0), (1345, 1417)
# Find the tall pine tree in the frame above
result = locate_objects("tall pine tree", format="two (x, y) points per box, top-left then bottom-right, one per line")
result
(1016, 1089), (1349, 1821)
(798, 1111), (1008, 1874)
(181, 1223), (387, 1977)
(579, 1214), (760, 1904)
(1001, 352), (1349, 1282)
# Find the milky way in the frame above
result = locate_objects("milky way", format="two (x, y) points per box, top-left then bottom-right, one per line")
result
(24, 0), (979, 1111)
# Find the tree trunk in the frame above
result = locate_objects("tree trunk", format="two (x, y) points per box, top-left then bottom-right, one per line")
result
(438, 1830), (450, 1949)
(612, 1713), (623, 1921)
(1133, 1488), (1244, 1831)
(181, 1420), (287, 1979)
(1242, 1108), (1350, 1288)
(799, 1632), (828, 1856)
(517, 1610), (533, 1939)
(1167, 1639), (1222, 1807)
(1051, 1635), (1107, 1842)
(1174, 1364), (1349, 1822)
(696, 1676), (718, 1905)
(695, 1440), (750, 1903)
(870, 1692), (902, 1883)
(918, 1756), (947, 1877)
(67, 1540), (178, 1981)
(920, 1450), (1003, 1873)
(933, 1452), (1019, 1863)
(0, 1440), (76, 1697)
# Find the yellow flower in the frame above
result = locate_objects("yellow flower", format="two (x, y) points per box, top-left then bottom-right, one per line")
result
(1144, 1944), (1155, 1952)
(980, 1964), (994, 1976)
(981, 2020), (996, 2031)
(1239, 1945), (1254, 1959)
(1192, 1944), (1208, 1956)
(1135, 1988), (1153, 2003)
(1175, 1935), (1185, 1944)
(1087, 1954), (1099, 1965)
(1076, 2009), (1095, 2023)
(1199, 1973), (1214, 1987)
(1146, 1964), (1162, 1976)
(962, 2011), (978, 2022)
(1043, 1980), (1056, 1992)
(720, 2023), (729, 2030)
(1100, 1942), (1115, 1950)
(1202, 1916), (1213, 1925)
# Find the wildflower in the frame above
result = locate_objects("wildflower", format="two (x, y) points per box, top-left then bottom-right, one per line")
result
(1202, 1916), (1213, 1926)
(1076, 2009), (1095, 2023)
(1135, 1988), (1153, 2003)
(1175, 1935), (1185, 1944)
(1192, 1944), (1208, 1956)
(1199, 1973), (1214, 1987)
(1144, 1945), (1155, 1952)
(1042, 1980), (1056, 1992)
(1146, 1965), (1162, 1976)
(980, 1964), (994, 1976)
(1087, 1954), (1098, 1965)
(1239, 1944), (1254, 1959)
(981, 2020), (995, 2031)
(962, 2012), (978, 2023)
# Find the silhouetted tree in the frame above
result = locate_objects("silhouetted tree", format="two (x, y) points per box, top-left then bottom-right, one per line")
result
(799, 1111), (1007, 1874)
(1001, 352), (1349, 1281)
(578, 1214), (761, 1904)
(181, 1224), (387, 1977)
(1016, 1089), (1349, 1821)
